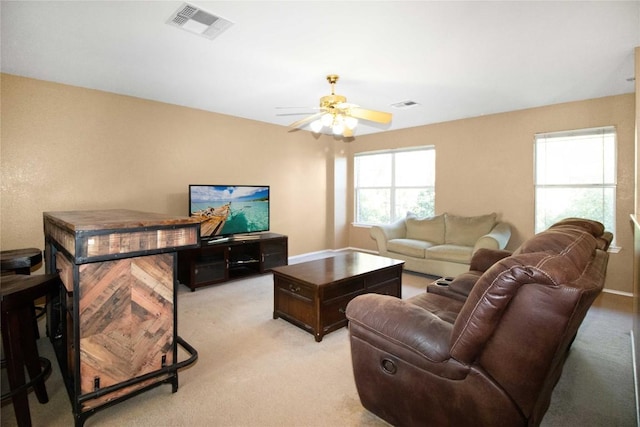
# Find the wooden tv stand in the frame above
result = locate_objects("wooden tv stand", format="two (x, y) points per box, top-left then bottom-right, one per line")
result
(177, 232), (288, 291)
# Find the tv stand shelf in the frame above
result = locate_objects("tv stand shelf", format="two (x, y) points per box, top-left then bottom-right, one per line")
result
(178, 232), (288, 291)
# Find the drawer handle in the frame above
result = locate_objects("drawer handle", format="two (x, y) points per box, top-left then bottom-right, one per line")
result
(288, 284), (300, 293)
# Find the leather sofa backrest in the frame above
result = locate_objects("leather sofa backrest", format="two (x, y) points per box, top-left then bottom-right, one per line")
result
(448, 226), (605, 418)
(516, 217), (612, 253)
(548, 217), (604, 236)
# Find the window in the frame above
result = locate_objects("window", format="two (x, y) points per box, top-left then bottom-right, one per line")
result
(534, 126), (616, 234)
(355, 147), (435, 225)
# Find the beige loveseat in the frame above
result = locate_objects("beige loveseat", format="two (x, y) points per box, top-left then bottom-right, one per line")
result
(370, 212), (511, 277)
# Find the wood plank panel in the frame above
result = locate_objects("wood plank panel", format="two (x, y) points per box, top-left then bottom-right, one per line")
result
(78, 254), (174, 395)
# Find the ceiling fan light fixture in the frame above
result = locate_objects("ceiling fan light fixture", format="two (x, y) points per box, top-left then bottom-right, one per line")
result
(310, 119), (323, 133)
(321, 113), (334, 127)
(344, 116), (358, 130)
(287, 74), (392, 138)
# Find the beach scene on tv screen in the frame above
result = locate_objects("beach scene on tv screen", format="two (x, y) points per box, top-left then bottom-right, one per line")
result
(191, 186), (269, 237)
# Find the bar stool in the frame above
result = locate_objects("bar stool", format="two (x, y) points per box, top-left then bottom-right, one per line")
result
(1, 248), (45, 339)
(1, 274), (60, 427)
(0, 248), (43, 276)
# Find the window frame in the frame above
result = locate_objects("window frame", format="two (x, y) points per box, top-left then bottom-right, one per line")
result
(354, 146), (435, 226)
(533, 126), (617, 237)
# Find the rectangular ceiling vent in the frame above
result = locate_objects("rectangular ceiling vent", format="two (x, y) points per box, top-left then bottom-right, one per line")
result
(391, 100), (420, 109)
(166, 3), (233, 40)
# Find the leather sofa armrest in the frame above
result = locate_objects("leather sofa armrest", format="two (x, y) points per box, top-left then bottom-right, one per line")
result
(473, 222), (511, 252)
(370, 218), (406, 253)
(346, 294), (452, 362)
(469, 248), (512, 272)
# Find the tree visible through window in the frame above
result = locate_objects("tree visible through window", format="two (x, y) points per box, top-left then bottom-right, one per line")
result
(355, 147), (435, 225)
(534, 126), (616, 234)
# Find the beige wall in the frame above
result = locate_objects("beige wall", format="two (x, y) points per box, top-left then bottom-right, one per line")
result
(348, 94), (636, 294)
(1, 74), (636, 293)
(0, 74), (334, 261)
(636, 46), (640, 215)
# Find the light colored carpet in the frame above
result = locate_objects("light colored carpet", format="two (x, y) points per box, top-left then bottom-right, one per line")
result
(1, 268), (635, 426)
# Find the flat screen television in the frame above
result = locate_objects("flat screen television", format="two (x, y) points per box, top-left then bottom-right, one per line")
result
(189, 185), (270, 239)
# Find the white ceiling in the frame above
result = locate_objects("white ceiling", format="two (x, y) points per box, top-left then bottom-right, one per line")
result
(2, 1), (639, 137)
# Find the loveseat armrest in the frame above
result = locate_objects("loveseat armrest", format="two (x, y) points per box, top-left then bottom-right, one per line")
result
(473, 222), (511, 252)
(370, 218), (406, 253)
(346, 294), (452, 362)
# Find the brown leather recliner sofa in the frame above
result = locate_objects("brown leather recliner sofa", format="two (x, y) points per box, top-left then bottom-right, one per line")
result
(345, 218), (611, 426)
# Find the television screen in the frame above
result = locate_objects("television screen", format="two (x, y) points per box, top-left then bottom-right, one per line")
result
(189, 185), (270, 238)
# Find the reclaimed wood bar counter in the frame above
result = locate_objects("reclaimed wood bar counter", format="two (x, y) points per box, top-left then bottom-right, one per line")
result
(43, 209), (200, 426)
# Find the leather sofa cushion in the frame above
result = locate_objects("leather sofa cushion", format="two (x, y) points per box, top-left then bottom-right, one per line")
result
(445, 213), (497, 246)
(425, 244), (472, 263)
(406, 214), (445, 244)
(408, 292), (464, 324)
(387, 239), (433, 258)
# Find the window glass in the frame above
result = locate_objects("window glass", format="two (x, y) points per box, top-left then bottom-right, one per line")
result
(534, 127), (616, 234)
(355, 147), (435, 225)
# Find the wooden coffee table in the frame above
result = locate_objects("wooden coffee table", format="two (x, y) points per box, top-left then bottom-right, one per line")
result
(272, 252), (404, 342)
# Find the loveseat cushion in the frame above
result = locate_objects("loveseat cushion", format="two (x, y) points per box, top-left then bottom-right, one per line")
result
(406, 214), (445, 244)
(387, 239), (433, 258)
(445, 213), (497, 246)
(425, 244), (473, 264)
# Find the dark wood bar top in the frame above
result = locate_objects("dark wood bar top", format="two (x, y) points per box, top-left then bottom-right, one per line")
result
(43, 209), (199, 232)
(44, 209), (201, 263)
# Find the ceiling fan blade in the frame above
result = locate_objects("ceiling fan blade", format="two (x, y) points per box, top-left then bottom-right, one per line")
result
(288, 112), (323, 129)
(348, 107), (392, 124)
(277, 112), (317, 117)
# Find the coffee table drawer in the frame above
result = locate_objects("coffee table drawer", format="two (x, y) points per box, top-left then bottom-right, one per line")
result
(321, 293), (361, 332)
(276, 279), (315, 301)
(365, 267), (402, 287)
(324, 278), (364, 301)
(275, 291), (315, 327)
(273, 276), (315, 332)
(368, 279), (401, 296)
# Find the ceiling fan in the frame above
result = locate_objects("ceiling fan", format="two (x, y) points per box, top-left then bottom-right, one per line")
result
(288, 75), (392, 138)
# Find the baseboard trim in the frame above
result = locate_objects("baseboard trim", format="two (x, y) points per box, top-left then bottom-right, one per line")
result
(288, 247), (376, 263)
(602, 288), (634, 298)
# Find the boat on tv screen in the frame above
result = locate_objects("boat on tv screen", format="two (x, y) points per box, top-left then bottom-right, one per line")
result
(190, 185), (269, 238)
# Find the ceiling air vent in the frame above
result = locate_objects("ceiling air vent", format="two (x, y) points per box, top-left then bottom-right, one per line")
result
(166, 3), (233, 40)
(391, 100), (420, 109)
